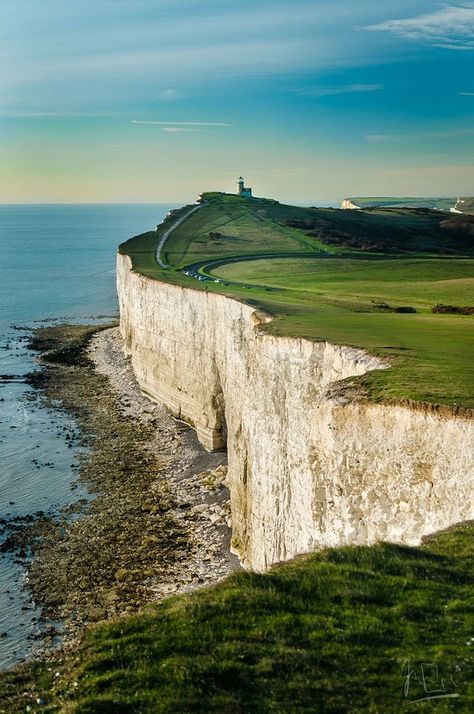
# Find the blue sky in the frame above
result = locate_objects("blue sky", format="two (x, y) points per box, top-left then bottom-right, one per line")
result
(0, 0), (473, 203)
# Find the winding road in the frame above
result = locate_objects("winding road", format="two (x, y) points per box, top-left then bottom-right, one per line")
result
(156, 203), (204, 269)
(181, 251), (325, 283)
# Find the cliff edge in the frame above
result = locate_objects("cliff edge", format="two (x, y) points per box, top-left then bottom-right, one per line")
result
(118, 253), (474, 570)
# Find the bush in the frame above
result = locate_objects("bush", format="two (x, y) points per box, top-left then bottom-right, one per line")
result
(432, 304), (474, 315)
(394, 306), (416, 313)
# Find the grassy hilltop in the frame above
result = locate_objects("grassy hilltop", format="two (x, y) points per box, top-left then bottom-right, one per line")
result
(344, 197), (457, 211)
(120, 192), (474, 409)
(343, 196), (474, 213)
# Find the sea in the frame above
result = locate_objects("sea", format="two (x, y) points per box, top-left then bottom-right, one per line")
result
(0, 203), (178, 670)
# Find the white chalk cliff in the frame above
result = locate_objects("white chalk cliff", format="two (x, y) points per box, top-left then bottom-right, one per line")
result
(117, 254), (474, 571)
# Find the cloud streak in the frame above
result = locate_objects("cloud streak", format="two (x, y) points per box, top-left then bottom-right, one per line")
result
(0, 1), (406, 111)
(160, 89), (182, 101)
(365, 5), (474, 50)
(0, 111), (111, 118)
(295, 83), (382, 97)
(131, 120), (232, 126)
(162, 127), (197, 133)
(366, 127), (474, 142)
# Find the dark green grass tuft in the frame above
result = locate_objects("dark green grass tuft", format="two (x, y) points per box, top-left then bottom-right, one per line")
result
(283, 207), (474, 254)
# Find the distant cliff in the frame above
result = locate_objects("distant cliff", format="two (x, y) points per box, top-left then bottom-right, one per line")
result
(341, 196), (459, 211)
(452, 197), (474, 214)
(117, 253), (474, 571)
(341, 199), (361, 210)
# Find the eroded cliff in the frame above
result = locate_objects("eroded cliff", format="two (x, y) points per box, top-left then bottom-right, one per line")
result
(118, 254), (474, 570)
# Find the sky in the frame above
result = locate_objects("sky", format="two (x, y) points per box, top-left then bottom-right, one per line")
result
(0, 0), (473, 204)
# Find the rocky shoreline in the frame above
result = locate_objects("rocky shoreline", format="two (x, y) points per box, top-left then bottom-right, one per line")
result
(2, 323), (239, 661)
(89, 326), (240, 597)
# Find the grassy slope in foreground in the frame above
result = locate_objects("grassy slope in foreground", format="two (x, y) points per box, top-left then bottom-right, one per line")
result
(119, 193), (474, 409)
(1, 522), (473, 712)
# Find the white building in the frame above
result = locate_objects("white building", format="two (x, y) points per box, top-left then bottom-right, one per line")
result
(237, 177), (252, 198)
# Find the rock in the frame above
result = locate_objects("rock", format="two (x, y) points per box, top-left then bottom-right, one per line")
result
(191, 504), (208, 514)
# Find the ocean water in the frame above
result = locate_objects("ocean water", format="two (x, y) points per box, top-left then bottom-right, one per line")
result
(0, 203), (177, 669)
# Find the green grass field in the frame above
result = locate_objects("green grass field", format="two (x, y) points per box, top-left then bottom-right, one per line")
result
(2, 522), (473, 712)
(346, 197), (474, 214)
(120, 193), (474, 408)
(346, 197), (459, 211)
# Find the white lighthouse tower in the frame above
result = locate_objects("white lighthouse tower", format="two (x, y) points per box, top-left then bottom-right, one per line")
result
(237, 176), (252, 198)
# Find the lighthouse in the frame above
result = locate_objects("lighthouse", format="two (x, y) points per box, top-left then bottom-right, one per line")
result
(237, 176), (252, 198)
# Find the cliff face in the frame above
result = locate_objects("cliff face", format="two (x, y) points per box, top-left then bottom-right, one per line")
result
(454, 197), (474, 214)
(118, 254), (474, 571)
(341, 199), (361, 210)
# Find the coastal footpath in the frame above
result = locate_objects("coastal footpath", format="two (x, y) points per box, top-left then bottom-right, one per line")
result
(117, 253), (474, 571)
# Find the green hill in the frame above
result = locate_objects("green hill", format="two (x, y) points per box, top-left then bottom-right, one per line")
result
(284, 207), (474, 253)
(343, 197), (474, 214)
(120, 192), (474, 409)
(2, 522), (472, 712)
(344, 197), (457, 211)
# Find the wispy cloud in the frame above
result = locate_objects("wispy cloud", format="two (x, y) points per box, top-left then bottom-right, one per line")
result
(295, 83), (382, 97)
(459, 91), (474, 95)
(366, 127), (474, 142)
(131, 120), (232, 126)
(365, 5), (474, 50)
(0, 111), (109, 118)
(0, 2), (400, 112)
(160, 89), (182, 100)
(366, 134), (399, 143)
(162, 127), (197, 133)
